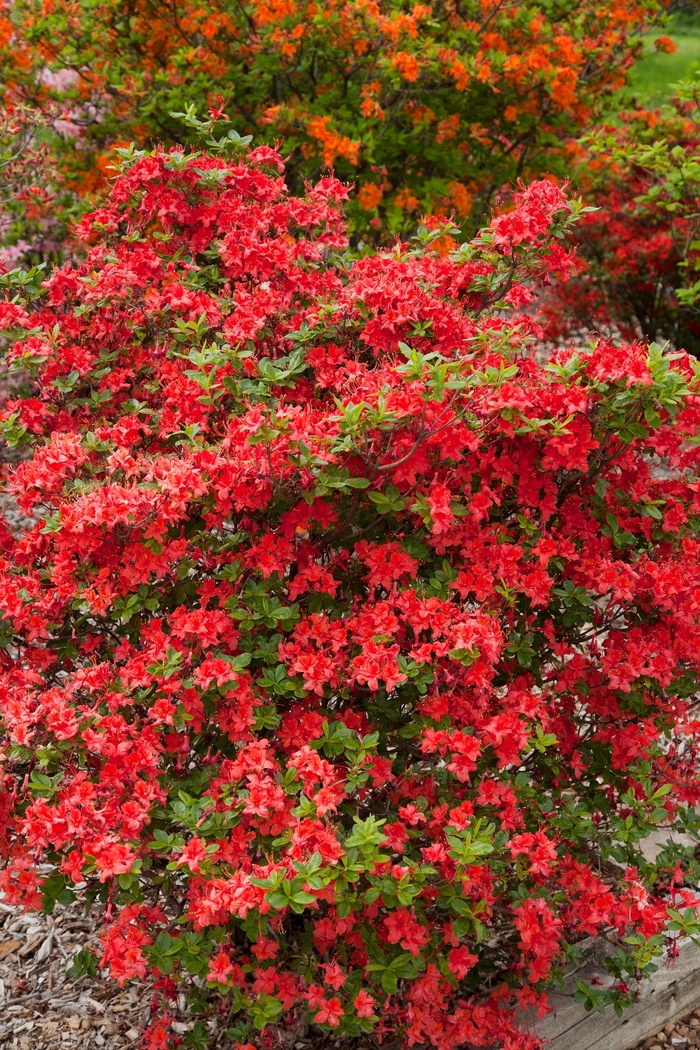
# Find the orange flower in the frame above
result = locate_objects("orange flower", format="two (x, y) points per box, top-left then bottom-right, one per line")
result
(406, 102), (434, 125)
(395, 187), (420, 211)
(654, 35), (676, 54)
(360, 81), (385, 120)
(551, 67), (578, 110)
(0, 15), (13, 46)
(504, 105), (517, 122)
(475, 56), (494, 83)
(469, 122), (491, 146)
(448, 182), (472, 217)
(251, 0), (296, 27)
(391, 51), (420, 82)
(432, 232), (457, 256)
(360, 98), (385, 120)
(436, 46), (457, 64)
(358, 182), (382, 210)
(361, 80), (381, 97)
(260, 104), (283, 125)
(436, 114), (460, 143)
(307, 115), (360, 167)
(553, 32), (581, 63)
(450, 59), (469, 91)
(481, 31), (507, 52)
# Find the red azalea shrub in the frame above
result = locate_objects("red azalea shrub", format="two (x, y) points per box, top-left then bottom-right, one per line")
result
(2, 142), (700, 1050)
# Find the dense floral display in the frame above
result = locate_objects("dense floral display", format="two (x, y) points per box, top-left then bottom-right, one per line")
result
(1, 138), (700, 1048)
(0, 0), (671, 253)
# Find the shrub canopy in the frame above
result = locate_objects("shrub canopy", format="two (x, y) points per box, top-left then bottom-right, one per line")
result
(2, 140), (700, 1050)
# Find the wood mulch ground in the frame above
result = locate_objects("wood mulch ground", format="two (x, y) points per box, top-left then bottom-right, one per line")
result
(0, 893), (201, 1050)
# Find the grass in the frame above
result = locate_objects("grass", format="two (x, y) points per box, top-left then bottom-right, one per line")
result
(627, 12), (700, 105)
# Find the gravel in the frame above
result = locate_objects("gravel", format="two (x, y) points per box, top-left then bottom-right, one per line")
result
(635, 1010), (700, 1049)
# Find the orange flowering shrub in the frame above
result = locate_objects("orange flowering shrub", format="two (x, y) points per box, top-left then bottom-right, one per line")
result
(0, 0), (671, 251)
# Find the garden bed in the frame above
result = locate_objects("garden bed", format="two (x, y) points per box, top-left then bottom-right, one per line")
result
(3, 890), (700, 1050)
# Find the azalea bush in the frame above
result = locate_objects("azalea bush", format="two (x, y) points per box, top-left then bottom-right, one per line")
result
(0, 0), (670, 250)
(544, 87), (700, 355)
(3, 136), (700, 1050)
(0, 99), (66, 271)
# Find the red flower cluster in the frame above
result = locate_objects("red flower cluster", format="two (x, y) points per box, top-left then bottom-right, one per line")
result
(1, 141), (700, 1049)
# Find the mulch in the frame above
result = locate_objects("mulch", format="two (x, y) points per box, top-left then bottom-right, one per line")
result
(0, 895), (173, 1050)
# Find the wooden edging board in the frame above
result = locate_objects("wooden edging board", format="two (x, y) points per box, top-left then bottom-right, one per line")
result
(518, 937), (700, 1050)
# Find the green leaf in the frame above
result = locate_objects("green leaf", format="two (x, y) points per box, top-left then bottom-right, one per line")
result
(66, 948), (99, 980)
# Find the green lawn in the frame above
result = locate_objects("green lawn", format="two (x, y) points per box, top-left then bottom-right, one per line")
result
(627, 14), (700, 105)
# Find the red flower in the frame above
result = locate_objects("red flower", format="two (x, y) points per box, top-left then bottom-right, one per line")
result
(354, 989), (376, 1017)
(383, 909), (431, 956)
(448, 946), (479, 979)
(314, 996), (345, 1027)
(207, 951), (235, 985)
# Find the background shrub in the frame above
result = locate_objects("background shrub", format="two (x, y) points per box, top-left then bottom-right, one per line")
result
(544, 87), (700, 355)
(0, 0), (670, 255)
